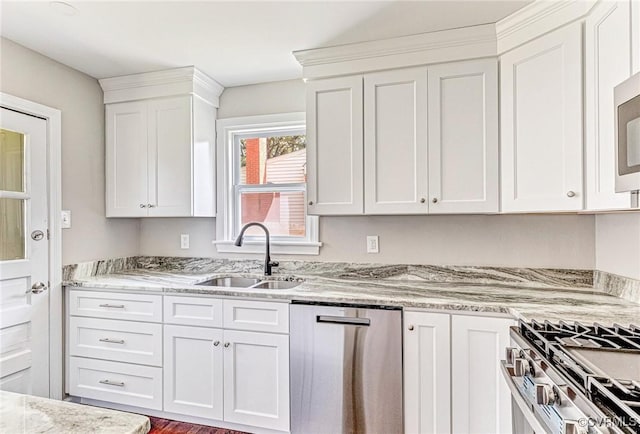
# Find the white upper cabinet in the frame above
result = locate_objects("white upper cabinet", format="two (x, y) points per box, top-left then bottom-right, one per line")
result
(428, 59), (499, 213)
(306, 75), (364, 215)
(585, 0), (635, 210)
(364, 67), (428, 214)
(500, 22), (584, 212)
(101, 67), (222, 218)
(105, 100), (149, 217)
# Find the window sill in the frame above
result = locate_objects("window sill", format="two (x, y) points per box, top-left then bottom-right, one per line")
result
(213, 240), (322, 255)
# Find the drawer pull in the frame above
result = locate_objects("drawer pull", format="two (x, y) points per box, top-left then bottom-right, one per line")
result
(99, 304), (125, 309)
(99, 338), (125, 344)
(98, 379), (125, 387)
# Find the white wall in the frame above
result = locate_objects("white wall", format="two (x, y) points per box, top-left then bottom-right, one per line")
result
(0, 38), (140, 264)
(595, 213), (640, 279)
(138, 78), (597, 269)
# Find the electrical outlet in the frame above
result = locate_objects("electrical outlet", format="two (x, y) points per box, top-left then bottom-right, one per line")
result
(61, 210), (71, 229)
(366, 235), (379, 253)
(180, 234), (189, 249)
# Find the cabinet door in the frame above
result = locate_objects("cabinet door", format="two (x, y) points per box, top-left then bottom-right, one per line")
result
(451, 315), (514, 434)
(428, 59), (499, 214)
(306, 76), (364, 215)
(364, 68), (428, 214)
(105, 100), (148, 217)
(404, 311), (451, 434)
(500, 23), (583, 212)
(223, 330), (290, 432)
(147, 96), (193, 217)
(585, 0), (634, 210)
(163, 325), (223, 420)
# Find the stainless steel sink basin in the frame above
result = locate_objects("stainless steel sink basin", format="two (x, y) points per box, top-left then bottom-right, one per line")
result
(251, 280), (301, 290)
(196, 276), (261, 287)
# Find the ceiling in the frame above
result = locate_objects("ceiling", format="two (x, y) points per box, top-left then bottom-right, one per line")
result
(0, 1), (531, 88)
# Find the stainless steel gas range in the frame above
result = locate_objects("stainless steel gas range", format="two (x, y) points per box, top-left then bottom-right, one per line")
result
(501, 320), (640, 434)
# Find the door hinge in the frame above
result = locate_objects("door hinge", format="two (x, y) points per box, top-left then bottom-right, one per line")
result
(47, 229), (50, 240)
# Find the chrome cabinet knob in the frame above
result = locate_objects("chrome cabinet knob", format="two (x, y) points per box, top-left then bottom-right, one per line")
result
(30, 282), (48, 294)
(535, 384), (559, 406)
(139, 204), (147, 208)
(566, 191), (576, 198)
(308, 201), (314, 206)
(432, 198), (438, 203)
(420, 198), (426, 204)
(408, 325), (414, 331)
(224, 342), (230, 348)
(148, 204), (156, 208)
(213, 341), (220, 346)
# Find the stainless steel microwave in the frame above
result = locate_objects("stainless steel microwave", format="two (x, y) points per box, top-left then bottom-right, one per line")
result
(615, 71), (640, 193)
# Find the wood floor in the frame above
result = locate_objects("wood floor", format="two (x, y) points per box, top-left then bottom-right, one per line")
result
(147, 416), (249, 434)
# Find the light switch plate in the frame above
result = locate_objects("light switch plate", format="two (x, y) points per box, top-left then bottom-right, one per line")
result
(180, 234), (190, 249)
(366, 235), (379, 253)
(61, 210), (71, 229)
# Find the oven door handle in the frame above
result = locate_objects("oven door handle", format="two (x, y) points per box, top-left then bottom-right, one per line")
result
(500, 361), (548, 434)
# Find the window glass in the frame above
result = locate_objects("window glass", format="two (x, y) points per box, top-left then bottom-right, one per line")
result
(0, 198), (25, 260)
(239, 135), (306, 185)
(0, 129), (25, 192)
(239, 190), (306, 237)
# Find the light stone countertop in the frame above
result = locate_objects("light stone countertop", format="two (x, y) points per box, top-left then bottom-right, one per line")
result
(0, 390), (150, 434)
(64, 268), (640, 326)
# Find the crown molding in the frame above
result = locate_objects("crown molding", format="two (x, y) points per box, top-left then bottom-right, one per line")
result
(99, 66), (224, 106)
(495, 0), (598, 54)
(293, 24), (497, 79)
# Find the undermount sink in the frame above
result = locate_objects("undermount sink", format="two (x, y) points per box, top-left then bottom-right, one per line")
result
(196, 276), (261, 287)
(251, 280), (301, 290)
(195, 276), (302, 290)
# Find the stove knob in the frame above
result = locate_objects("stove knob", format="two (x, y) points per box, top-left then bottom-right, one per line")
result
(535, 384), (559, 406)
(505, 347), (519, 365)
(513, 358), (527, 377)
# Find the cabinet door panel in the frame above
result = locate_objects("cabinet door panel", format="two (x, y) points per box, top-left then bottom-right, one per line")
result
(404, 311), (451, 434)
(364, 68), (428, 214)
(147, 96), (193, 216)
(163, 325), (223, 420)
(501, 23), (583, 212)
(451, 315), (514, 434)
(223, 330), (289, 432)
(306, 76), (364, 215)
(106, 101), (148, 217)
(428, 59), (498, 213)
(585, 0), (633, 210)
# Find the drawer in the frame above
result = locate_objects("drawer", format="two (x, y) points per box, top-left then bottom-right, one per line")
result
(68, 357), (162, 410)
(223, 299), (289, 334)
(164, 295), (223, 328)
(69, 290), (162, 322)
(69, 317), (162, 366)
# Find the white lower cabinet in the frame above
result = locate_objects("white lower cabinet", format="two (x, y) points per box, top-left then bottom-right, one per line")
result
(67, 290), (290, 433)
(163, 325), (224, 419)
(404, 311), (514, 434)
(223, 330), (290, 431)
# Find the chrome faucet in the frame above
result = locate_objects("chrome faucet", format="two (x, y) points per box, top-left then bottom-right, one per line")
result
(234, 222), (279, 276)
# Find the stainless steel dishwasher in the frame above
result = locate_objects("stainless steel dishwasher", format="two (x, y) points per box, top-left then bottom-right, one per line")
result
(290, 302), (403, 434)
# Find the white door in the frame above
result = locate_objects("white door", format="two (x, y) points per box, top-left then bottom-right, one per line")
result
(163, 324), (224, 420)
(105, 100), (148, 217)
(500, 22), (584, 212)
(147, 96), (193, 217)
(0, 107), (50, 397)
(585, 0), (634, 210)
(223, 329), (290, 432)
(428, 59), (499, 214)
(306, 76), (364, 215)
(404, 311), (451, 434)
(451, 315), (514, 434)
(364, 67), (429, 214)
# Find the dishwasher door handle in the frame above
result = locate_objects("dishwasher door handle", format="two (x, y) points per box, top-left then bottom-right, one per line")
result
(316, 315), (371, 326)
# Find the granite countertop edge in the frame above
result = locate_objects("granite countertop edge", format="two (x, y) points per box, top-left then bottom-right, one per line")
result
(63, 270), (640, 326)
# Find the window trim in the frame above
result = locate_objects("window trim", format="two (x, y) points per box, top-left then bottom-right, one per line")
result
(215, 112), (321, 255)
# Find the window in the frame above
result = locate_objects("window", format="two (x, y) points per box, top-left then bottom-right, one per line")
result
(216, 113), (320, 255)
